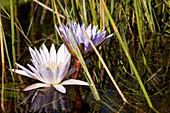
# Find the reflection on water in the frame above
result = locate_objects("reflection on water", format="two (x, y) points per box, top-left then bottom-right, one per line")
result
(19, 87), (71, 113)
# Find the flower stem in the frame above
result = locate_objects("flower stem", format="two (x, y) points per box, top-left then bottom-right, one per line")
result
(73, 57), (81, 79)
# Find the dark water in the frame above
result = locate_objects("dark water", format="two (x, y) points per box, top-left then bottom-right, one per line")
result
(0, 0), (169, 113)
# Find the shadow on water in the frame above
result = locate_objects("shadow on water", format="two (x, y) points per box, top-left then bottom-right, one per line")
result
(0, 0), (169, 113)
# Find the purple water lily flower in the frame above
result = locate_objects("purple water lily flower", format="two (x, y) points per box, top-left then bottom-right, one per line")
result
(12, 44), (89, 93)
(55, 21), (113, 57)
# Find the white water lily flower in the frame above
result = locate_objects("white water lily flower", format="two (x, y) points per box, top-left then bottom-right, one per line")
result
(12, 44), (89, 93)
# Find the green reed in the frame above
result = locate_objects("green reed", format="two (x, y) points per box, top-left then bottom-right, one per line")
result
(1, 17), (15, 82)
(101, 0), (159, 112)
(51, 0), (59, 43)
(10, 0), (16, 67)
(1, 9), (18, 113)
(0, 10), (5, 113)
(89, 0), (97, 25)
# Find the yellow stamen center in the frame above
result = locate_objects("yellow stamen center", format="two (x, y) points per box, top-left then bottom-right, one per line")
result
(50, 64), (55, 71)
(58, 63), (62, 70)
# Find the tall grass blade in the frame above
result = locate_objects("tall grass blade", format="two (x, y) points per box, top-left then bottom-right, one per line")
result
(71, 0), (76, 21)
(89, 0), (97, 25)
(82, 28), (127, 103)
(0, 11), (5, 113)
(10, 0), (16, 67)
(51, 0), (59, 43)
(82, 0), (87, 23)
(101, 0), (159, 112)
(134, 0), (154, 76)
(76, 0), (88, 26)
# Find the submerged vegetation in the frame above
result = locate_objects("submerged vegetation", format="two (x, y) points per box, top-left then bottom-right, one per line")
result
(0, 0), (169, 112)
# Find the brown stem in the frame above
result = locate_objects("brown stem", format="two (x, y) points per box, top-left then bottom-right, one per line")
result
(73, 57), (81, 79)
(73, 86), (83, 109)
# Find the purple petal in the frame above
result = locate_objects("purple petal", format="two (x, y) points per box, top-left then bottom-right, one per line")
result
(101, 34), (113, 45)
(91, 25), (98, 40)
(61, 23), (76, 49)
(93, 32), (106, 46)
(55, 24), (62, 38)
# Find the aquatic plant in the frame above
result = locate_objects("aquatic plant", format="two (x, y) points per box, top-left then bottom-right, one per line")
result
(1, 0), (169, 112)
(12, 44), (89, 93)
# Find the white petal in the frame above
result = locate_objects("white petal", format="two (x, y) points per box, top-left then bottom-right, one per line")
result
(12, 69), (33, 78)
(61, 79), (89, 86)
(34, 47), (43, 65)
(31, 59), (39, 69)
(42, 43), (49, 63)
(29, 47), (40, 65)
(27, 64), (45, 82)
(56, 44), (65, 64)
(29, 47), (35, 60)
(52, 66), (59, 83)
(38, 67), (54, 84)
(56, 44), (71, 66)
(49, 44), (57, 68)
(39, 48), (47, 66)
(56, 61), (70, 83)
(53, 84), (66, 93)
(23, 83), (50, 91)
(15, 63), (37, 79)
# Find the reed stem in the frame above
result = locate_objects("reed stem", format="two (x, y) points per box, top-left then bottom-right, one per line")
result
(10, 0), (16, 67)
(101, 0), (159, 112)
(134, 0), (153, 75)
(51, 0), (59, 43)
(0, 11), (5, 113)
(82, 28), (128, 103)
(89, 0), (97, 25)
